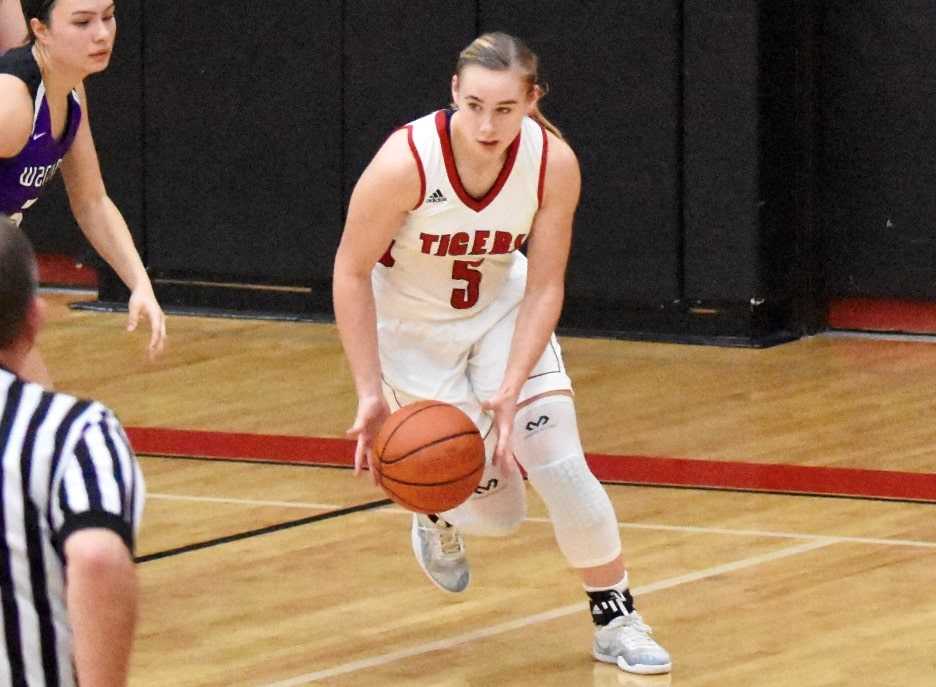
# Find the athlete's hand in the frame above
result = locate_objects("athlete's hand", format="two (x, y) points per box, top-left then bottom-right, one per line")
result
(347, 395), (391, 485)
(482, 390), (519, 472)
(127, 285), (166, 359)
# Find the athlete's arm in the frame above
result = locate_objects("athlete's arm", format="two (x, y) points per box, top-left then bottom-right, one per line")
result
(333, 128), (421, 477)
(60, 83), (166, 356)
(65, 529), (138, 687)
(484, 131), (581, 464)
(0, 75), (32, 158)
(0, 0), (28, 53)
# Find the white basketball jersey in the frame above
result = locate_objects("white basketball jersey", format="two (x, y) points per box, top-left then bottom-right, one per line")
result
(372, 110), (547, 322)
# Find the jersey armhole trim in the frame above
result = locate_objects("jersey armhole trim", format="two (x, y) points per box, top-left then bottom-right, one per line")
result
(404, 124), (426, 211)
(537, 125), (549, 208)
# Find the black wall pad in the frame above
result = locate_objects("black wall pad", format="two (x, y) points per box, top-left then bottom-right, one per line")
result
(480, 2), (683, 307)
(342, 0), (476, 213)
(819, 1), (936, 299)
(142, 2), (343, 284)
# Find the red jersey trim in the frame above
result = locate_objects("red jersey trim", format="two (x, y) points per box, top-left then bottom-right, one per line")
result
(435, 109), (521, 213)
(537, 125), (549, 208)
(404, 124), (426, 211)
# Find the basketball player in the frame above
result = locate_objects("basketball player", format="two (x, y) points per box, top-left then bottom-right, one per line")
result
(0, 0), (165, 387)
(334, 32), (671, 675)
(0, 216), (143, 687)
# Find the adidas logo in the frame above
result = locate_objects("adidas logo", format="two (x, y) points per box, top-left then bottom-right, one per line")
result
(425, 188), (447, 204)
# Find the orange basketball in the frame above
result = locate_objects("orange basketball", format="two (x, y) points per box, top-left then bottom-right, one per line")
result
(373, 401), (485, 514)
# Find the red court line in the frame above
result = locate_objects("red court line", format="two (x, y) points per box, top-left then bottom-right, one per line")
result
(828, 298), (936, 333)
(585, 453), (936, 502)
(126, 427), (353, 465)
(125, 427), (936, 503)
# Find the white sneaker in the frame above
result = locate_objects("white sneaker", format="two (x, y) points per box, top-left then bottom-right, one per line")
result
(410, 514), (470, 593)
(593, 612), (672, 675)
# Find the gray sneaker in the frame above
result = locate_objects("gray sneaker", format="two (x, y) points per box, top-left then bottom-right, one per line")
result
(410, 513), (470, 593)
(593, 612), (672, 675)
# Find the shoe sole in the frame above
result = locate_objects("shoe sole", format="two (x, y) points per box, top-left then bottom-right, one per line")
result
(410, 518), (470, 594)
(593, 650), (671, 675)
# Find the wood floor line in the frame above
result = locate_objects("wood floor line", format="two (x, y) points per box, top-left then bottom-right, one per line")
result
(147, 492), (936, 549)
(257, 539), (835, 687)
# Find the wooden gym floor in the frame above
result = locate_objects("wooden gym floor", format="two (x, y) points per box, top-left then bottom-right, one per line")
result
(39, 292), (936, 686)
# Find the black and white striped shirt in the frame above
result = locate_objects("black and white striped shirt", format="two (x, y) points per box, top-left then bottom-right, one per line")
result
(0, 367), (144, 686)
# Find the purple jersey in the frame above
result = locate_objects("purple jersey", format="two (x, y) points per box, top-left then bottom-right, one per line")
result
(0, 45), (82, 224)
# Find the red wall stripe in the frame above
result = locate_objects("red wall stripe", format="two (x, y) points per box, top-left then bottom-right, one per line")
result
(828, 298), (936, 333)
(37, 254), (98, 288)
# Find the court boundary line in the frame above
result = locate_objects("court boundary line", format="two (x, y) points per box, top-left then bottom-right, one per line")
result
(257, 539), (834, 686)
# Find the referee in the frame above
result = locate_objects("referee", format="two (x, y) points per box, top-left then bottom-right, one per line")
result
(0, 216), (144, 686)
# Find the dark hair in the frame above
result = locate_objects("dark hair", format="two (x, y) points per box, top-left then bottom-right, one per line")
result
(20, 0), (58, 40)
(455, 32), (562, 138)
(0, 216), (38, 348)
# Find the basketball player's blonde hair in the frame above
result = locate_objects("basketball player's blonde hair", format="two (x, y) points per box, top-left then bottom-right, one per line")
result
(455, 32), (562, 139)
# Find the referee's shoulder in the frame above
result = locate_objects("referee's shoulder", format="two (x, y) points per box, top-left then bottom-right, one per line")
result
(4, 370), (122, 424)
(29, 380), (124, 434)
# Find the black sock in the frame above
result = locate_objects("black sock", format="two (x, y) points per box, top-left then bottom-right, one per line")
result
(586, 587), (635, 626)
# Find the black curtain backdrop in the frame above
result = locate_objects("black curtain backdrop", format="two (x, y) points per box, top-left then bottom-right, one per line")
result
(33, 1), (929, 342)
(820, 0), (936, 299)
(142, 1), (342, 287)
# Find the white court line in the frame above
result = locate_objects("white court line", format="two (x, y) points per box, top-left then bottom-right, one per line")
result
(530, 516), (936, 550)
(258, 539), (833, 687)
(148, 493), (936, 549)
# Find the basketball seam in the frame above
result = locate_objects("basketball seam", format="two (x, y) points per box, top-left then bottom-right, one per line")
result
(377, 402), (449, 458)
(379, 464), (484, 488)
(380, 430), (481, 465)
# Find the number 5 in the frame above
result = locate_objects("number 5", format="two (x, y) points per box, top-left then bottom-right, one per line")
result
(451, 259), (484, 309)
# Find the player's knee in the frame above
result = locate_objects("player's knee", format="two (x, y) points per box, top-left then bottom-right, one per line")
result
(527, 457), (621, 566)
(513, 394), (622, 567)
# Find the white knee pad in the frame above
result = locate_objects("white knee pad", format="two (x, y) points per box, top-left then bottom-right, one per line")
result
(513, 395), (621, 568)
(441, 418), (526, 537)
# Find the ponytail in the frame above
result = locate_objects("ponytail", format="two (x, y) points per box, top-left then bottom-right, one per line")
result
(529, 87), (562, 139)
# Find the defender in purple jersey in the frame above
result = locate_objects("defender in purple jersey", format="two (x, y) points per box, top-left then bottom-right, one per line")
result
(0, 43), (81, 220)
(0, 0), (165, 386)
